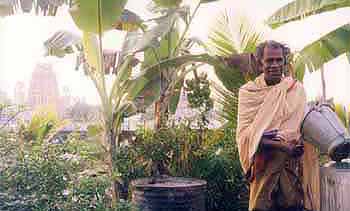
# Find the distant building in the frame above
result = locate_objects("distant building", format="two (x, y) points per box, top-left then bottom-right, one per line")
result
(58, 86), (72, 119)
(27, 63), (60, 113)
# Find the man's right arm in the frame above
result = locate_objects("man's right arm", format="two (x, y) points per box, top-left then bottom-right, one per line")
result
(260, 137), (304, 157)
(260, 137), (286, 151)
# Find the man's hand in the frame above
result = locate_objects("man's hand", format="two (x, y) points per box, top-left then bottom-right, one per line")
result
(281, 140), (304, 158)
(261, 131), (304, 158)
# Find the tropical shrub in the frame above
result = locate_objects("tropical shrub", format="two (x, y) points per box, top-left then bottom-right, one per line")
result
(131, 124), (249, 211)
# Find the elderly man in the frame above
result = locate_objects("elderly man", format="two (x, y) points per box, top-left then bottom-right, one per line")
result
(236, 40), (319, 211)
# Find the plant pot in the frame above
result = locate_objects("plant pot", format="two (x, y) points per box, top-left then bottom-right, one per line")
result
(131, 176), (207, 211)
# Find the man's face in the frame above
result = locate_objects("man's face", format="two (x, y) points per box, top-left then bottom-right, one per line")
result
(261, 46), (284, 85)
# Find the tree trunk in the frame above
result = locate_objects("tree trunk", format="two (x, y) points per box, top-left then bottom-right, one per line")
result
(106, 127), (119, 207)
(155, 101), (161, 129)
(153, 71), (171, 176)
(155, 71), (170, 130)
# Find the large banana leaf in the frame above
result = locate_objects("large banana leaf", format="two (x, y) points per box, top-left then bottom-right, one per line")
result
(69, 0), (127, 33)
(293, 58), (306, 81)
(126, 54), (245, 110)
(126, 71), (161, 110)
(121, 10), (179, 55)
(143, 28), (180, 68)
(0, 0), (15, 16)
(267, 0), (350, 29)
(44, 9), (141, 58)
(152, 0), (182, 8)
(44, 30), (81, 57)
(200, 0), (220, 3)
(294, 23), (350, 78)
(169, 79), (183, 114)
(0, 0), (69, 16)
(150, 0), (219, 9)
(124, 55), (191, 110)
(82, 32), (102, 71)
(20, 0), (32, 13)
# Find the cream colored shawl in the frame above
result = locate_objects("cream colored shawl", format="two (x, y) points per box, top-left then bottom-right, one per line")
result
(237, 74), (305, 172)
(236, 74), (320, 210)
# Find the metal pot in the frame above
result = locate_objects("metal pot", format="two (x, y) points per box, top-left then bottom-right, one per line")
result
(301, 103), (350, 161)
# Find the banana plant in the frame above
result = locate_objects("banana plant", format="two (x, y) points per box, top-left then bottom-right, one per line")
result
(44, 0), (214, 203)
(125, 11), (262, 135)
(137, 0), (221, 129)
(267, 0), (350, 81)
(43, 0), (154, 206)
(292, 23), (350, 81)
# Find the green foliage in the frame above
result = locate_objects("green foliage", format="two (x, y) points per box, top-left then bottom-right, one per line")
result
(134, 127), (179, 176)
(115, 200), (139, 211)
(132, 124), (249, 210)
(18, 107), (64, 143)
(0, 140), (72, 210)
(69, 176), (111, 211)
(0, 130), (131, 210)
(190, 127), (249, 211)
(185, 72), (213, 112)
(113, 144), (147, 193)
(185, 72), (213, 127)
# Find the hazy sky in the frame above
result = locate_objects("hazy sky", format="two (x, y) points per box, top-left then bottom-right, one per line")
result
(1, 0), (350, 105)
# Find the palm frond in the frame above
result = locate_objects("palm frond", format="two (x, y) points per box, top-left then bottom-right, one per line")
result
(207, 12), (262, 90)
(208, 11), (263, 56)
(208, 11), (237, 56)
(212, 82), (239, 129)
